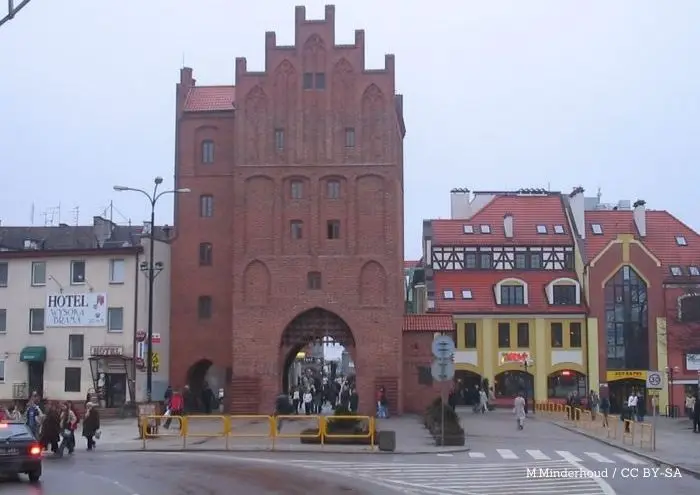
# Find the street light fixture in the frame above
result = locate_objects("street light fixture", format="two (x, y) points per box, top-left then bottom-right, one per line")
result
(522, 358), (535, 415)
(664, 365), (680, 418)
(113, 177), (190, 403)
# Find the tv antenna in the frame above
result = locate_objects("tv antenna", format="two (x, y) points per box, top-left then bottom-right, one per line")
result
(71, 206), (80, 226)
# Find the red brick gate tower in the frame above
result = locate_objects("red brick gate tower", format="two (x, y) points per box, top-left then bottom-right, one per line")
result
(170, 5), (406, 415)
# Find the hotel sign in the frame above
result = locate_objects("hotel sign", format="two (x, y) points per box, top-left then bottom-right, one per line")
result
(90, 345), (124, 357)
(499, 351), (531, 364)
(606, 370), (647, 381)
(46, 293), (107, 327)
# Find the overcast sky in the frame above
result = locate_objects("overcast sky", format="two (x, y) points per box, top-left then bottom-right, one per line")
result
(1, 1), (698, 259)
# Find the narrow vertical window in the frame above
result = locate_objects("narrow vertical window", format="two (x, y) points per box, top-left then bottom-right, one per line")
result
(326, 220), (341, 239)
(326, 180), (340, 199)
(290, 180), (303, 199)
(314, 73), (326, 89)
(199, 242), (213, 266)
(344, 128), (355, 148)
(290, 220), (303, 239)
(199, 195), (214, 217)
(303, 73), (313, 89)
(201, 140), (215, 164)
(274, 128), (285, 151)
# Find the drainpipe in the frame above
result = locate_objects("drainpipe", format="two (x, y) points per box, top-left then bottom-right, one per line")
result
(583, 265), (592, 395)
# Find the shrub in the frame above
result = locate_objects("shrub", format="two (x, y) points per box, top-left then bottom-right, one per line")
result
(423, 397), (465, 446)
(326, 405), (365, 433)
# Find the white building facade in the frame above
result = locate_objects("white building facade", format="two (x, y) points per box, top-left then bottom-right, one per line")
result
(0, 218), (171, 406)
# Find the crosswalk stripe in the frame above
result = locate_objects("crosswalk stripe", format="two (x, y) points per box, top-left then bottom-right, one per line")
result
(556, 450), (582, 462)
(526, 449), (550, 460)
(613, 453), (646, 464)
(584, 452), (615, 463)
(468, 452), (486, 458)
(496, 448), (518, 459)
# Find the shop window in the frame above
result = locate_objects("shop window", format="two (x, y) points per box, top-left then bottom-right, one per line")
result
(494, 370), (533, 398)
(465, 323), (477, 348)
(569, 322), (582, 348)
(517, 322), (530, 347)
(498, 322), (510, 348)
(550, 322), (563, 348)
(547, 370), (586, 399)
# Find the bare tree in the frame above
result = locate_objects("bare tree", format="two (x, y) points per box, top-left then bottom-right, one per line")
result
(1, 0), (33, 29)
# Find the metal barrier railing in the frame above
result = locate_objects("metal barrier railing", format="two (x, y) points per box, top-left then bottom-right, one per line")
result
(137, 414), (376, 450)
(540, 401), (655, 452)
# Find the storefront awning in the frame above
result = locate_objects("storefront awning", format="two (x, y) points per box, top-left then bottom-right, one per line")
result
(20, 346), (46, 362)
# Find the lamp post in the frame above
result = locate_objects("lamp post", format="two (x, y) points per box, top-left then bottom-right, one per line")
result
(522, 357), (535, 415)
(664, 365), (680, 418)
(1, 0), (33, 29)
(114, 177), (190, 403)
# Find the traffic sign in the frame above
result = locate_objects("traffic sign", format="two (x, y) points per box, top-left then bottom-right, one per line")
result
(646, 370), (663, 389)
(431, 359), (455, 382)
(432, 336), (455, 359)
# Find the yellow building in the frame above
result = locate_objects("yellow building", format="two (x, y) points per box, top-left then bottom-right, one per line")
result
(452, 315), (590, 403)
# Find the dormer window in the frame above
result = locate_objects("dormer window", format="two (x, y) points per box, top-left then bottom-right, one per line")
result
(670, 266), (683, 276)
(554, 225), (565, 234)
(676, 236), (687, 246)
(480, 225), (491, 234)
(591, 224), (603, 235)
(690, 266), (700, 276)
(552, 285), (577, 305)
(463, 225), (474, 234)
(443, 290), (454, 299)
(500, 285), (525, 305)
(536, 225), (547, 234)
(461, 289), (473, 299)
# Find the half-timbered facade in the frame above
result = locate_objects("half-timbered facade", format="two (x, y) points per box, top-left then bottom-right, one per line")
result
(421, 189), (590, 407)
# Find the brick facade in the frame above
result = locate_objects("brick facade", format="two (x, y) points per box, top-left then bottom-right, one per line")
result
(170, 6), (406, 415)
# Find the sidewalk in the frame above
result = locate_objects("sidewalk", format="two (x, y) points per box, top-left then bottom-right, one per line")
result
(92, 414), (470, 454)
(541, 412), (700, 476)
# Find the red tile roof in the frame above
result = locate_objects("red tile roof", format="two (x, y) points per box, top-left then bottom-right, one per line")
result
(433, 270), (585, 314)
(184, 86), (235, 112)
(432, 194), (572, 246)
(585, 210), (700, 272)
(403, 314), (454, 332)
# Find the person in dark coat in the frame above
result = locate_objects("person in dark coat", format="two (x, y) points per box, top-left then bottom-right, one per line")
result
(693, 393), (700, 433)
(82, 402), (100, 451)
(39, 402), (60, 453)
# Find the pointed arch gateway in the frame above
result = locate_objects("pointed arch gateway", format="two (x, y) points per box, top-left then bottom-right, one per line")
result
(279, 307), (356, 394)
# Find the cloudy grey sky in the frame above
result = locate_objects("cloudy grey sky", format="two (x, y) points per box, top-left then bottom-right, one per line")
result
(1, 1), (698, 259)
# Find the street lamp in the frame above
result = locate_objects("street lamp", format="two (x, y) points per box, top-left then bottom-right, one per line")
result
(664, 365), (680, 418)
(522, 357), (535, 415)
(1, 0), (33, 29)
(114, 177), (190, 403)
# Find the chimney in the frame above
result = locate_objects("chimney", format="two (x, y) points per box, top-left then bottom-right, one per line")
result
(568, 186), (586, 239)
(633, 199), (646, 237)
(450, 188), (470, 219)
(503, 213), (514, 238)
(92, 216), (114, 248)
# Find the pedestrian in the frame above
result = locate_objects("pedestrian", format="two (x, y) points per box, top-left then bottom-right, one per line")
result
(82, 402), (100, 451)
(303, 389), (313, 415)
(514, 392), (526, 430)
(274, 392), (292, 433)
(693, 393), (700, 433)
(600, 395), (610, 428)
(163, 389), (184, 430)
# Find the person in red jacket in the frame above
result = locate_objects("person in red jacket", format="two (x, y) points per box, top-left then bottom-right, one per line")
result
(164, 390), (184, 430)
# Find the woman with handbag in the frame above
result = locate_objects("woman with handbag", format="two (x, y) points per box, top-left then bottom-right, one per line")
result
(82, 402), (101, 451)
(57, 402), (77, 456)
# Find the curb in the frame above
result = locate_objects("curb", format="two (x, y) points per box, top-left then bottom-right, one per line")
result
(96, 445), (472, 455)
(548, 420), (700, 479)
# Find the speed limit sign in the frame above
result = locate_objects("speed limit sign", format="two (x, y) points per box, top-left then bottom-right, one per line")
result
(646, 371), (663, 389)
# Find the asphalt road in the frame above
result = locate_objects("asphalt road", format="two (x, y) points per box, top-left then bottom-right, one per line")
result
(2, 413), (697, 494)
(0, 452), (393, 495)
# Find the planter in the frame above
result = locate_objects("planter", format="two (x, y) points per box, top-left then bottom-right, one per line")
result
(298, 428), (376, 445)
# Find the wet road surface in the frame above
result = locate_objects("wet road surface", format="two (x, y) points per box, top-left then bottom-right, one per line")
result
(0, 452), (396, 495)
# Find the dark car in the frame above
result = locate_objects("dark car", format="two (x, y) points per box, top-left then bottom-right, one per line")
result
(0, 421), (42, 482)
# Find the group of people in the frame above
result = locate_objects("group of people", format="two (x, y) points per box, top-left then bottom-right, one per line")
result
(1, 392), (101, 455)
(288, 377), (360, 415)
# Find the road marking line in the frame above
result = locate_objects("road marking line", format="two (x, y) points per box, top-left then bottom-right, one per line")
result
(584, 452), (615, 463)
(436, 453), (453, 457)
(468, 452), (486, 458)
(496, 449), (518, 459)
(525, 449), (550, 460)
(613, 453), (646, 464)
(560, 453), (616, 495)
(556, 450), (582, 462)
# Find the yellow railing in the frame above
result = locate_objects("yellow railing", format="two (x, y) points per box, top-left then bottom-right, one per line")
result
(538, 400), (655, 452)
(138, 414), (375, 450)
